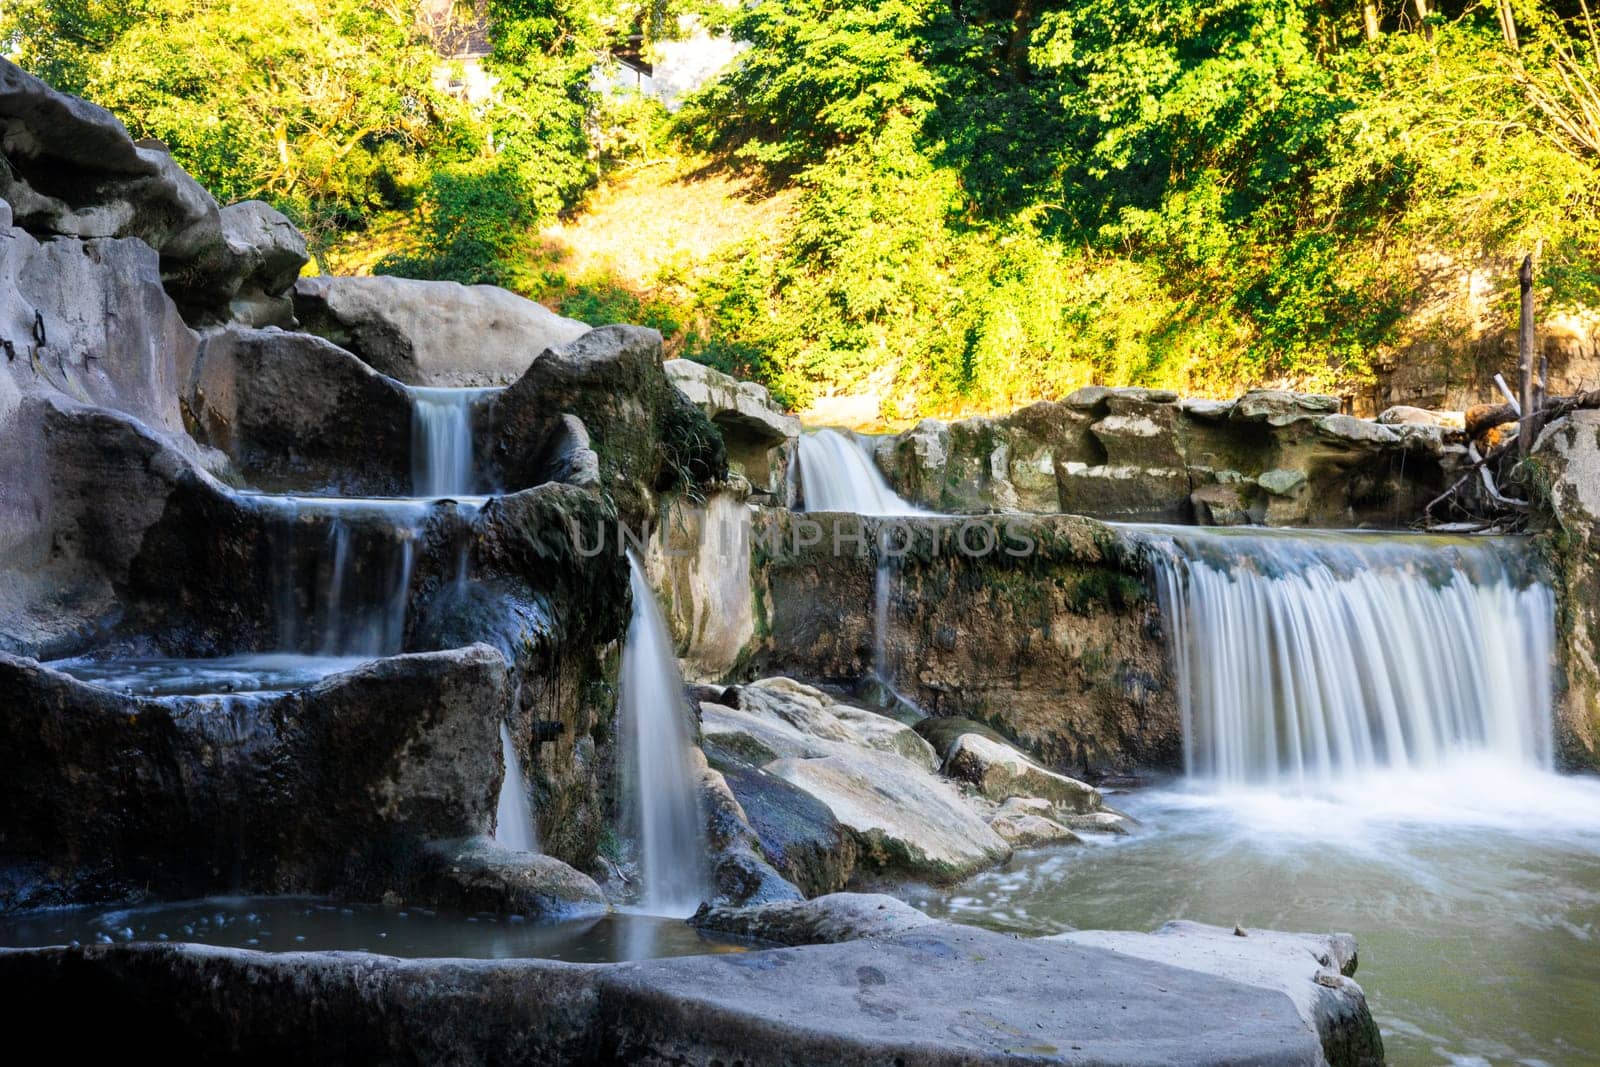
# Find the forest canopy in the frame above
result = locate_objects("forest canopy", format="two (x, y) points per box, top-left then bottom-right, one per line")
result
(5, 0), (1599, 419)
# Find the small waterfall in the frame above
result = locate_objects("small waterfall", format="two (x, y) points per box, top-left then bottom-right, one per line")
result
(253, 497), (434, 658)
(1144, 527), (1555, 788)
(494, 722), (540, 853)
(797, 430), (924, 709)
(796, 429), (925, 516)
(619, 553), (708, 915)
(411, 387), (492, 498)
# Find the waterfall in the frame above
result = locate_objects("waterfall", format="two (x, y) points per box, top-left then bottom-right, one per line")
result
(1144, 526), (1555, 788)
(796, 430), (926, 711)
(619, 553), (708, 915)
(252, 497), (437, 658)
(494, 722), (540, 853)
(411, 387), (492, 498)
(796, 429), (925, 515)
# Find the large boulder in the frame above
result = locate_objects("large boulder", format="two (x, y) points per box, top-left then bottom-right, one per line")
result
(0, 646), (513, 909)
(487, 325), (727, 524)
(292, 275), (590, 387)
(943, 732), (1102, 814)
(765, 752), (1011, 882)
(0, 401), (195, 657)
(409, 837), (607, 920)
(1055, 921), (1381, 1067)
(0, 59), (306, 318)
(712, 764), (860, 897)
(0, 919), (1382, 1064)
(700, 675), (1005, 883)
(691, 892), (936, 945)
(184, 326), (413, 494)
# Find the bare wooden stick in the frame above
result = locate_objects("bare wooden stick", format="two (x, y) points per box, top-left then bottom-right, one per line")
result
(1494, 373), (1522, 414)
(1519, 254), (1535, 456)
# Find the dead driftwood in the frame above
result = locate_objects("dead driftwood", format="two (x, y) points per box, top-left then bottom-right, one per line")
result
(1425, 389), (1600, 524)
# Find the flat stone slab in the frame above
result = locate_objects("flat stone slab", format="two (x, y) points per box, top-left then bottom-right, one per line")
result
(0, 915), (1375, 1064)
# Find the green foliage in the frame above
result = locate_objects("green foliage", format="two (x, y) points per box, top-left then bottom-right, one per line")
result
(4, 0), (472, 250)
(375, 161), (536, 286)
(673, 0), (1600, 414)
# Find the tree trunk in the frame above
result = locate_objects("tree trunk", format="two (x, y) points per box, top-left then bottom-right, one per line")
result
(1519, 254), (1536, 456)
(1497, 0), (1520, 48)
(1413, 0), (1433, 40)
(1363, 2), (1380, 42)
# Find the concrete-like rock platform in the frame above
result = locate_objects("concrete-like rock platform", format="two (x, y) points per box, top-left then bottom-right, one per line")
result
(0, 907), (1381, 1065)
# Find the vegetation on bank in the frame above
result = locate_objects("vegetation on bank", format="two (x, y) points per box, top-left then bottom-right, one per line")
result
(5, 1), (1600, 421)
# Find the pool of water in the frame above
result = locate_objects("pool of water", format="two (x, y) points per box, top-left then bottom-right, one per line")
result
(45, 654), (375, 696)
(895, 765), (1600, 1066)
(0, 897), (750, 963)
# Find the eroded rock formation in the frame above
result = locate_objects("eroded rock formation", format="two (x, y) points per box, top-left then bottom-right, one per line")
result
(868, 386), (1466, 525)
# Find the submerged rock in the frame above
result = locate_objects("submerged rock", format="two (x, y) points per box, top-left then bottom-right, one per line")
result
(691, 892), (937, 945)
(292, 274), (590, 387)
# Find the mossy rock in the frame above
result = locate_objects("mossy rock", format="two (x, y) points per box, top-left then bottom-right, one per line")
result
(913, 716), (1016, 762)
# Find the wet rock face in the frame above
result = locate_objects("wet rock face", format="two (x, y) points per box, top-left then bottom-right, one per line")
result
(750, 513), (1179, 777)
(875, 386), (1465, 526)
(292, 275), (591, 387)
(0, 646), (512, 909)
(489, 325), (727, 525)
(1532, 411), (1600, 768)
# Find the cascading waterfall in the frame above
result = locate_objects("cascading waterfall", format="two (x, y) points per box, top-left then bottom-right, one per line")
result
(795, 429), (925, 516)
(619, 553), (708, 915)
(257, 497), (429, 658)
(494, 721), (540, 853)
(796, 429), (926, 711)
(410, 387), (493, 498)
(1143, 526), (1555, 788)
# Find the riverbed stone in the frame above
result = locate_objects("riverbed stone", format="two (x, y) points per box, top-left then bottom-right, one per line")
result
(765, 751), (1011, 882)
(292, 274), (590, 386)
(944, 732), (1103, 813)
(691, 892), (937, 944)
(410, 837), (607, 919)
(987, 807), (1082, 847)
